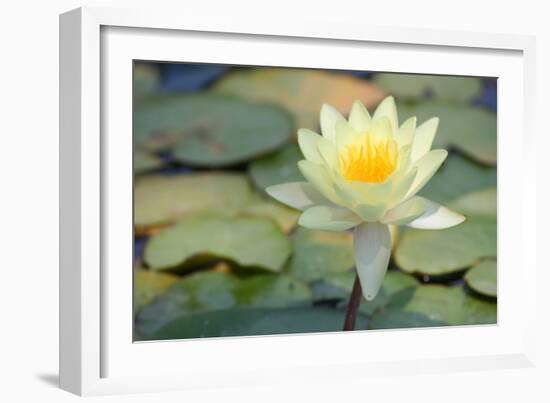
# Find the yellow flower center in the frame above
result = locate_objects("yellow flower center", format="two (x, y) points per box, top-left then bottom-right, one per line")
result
(339, 133), (398, 183)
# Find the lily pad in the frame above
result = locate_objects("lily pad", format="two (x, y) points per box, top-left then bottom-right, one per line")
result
(374, 73), (482, 102)
(133, 62), (159, 99)
(285, 228), (355, 282)
(383, 285), (496, 326)
(213, 68), (386, 130)
(134, 94), (293, 166)
(449, 187), (497, 217)
(313, 270), (419, 315)
(148, 307), (368, 340)
(465, 260), (497, 297)
(134, 150), (163, 174)
(419, 154), (497, 205)
(242, 197), (299, 233)
(134, 270), (178, 312)
(394, 216), (497, 276)
(144, 215), (292, 272)
(248, 144), (304, 192)
(398, 101), (497, 165)
(134, 173), (255, 228)
(136, 271), (311, 336)
(368, 310), (448, 330)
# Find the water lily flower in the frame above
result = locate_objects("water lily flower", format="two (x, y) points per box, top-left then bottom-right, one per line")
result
(266, 96), (465, 301)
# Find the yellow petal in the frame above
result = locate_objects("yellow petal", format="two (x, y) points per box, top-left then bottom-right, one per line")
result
(411, 117), (439, 162)
(396, 117), (416, 147)
(297, 129), (323, 164)
(265, 182), (332, 211)
(405, 149), (447, 199)
(380, 196), (426, 225)
(298, 160), (343, 205)
(348, 100), (371, 132)
(372, 96), (398, 135)
(298, 205), (362, 231)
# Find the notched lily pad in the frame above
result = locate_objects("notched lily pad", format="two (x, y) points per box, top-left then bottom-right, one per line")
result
(285, 228), (355, 282)
(136, 271), (311, 336)
(144, 215), (292, 272)
(213, 68), (386, 130)
(419, 154), (497, 205)
(248, 144), (304, 192)
(394, 216), (497, 276)
(134, 173), (255, 228)
(368, 309), (448, 330)
(375, 73), (482, 102)
(134, 150), (163, 174)
(241, 197), (299, 233)
(465, 260), (497, 297)
(399, 101), (497, 165)
(134, 94), (293, 166)
(148, 307), (368, 340)
(449, 187), (496, 218)
(383, 285), (496, 326)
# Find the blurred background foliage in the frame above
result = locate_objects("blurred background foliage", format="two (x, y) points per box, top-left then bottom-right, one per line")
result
(133, 62), (497, 341)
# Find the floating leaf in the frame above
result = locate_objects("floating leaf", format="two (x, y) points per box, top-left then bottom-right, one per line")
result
(136, 271), (311, 336)
(213, 68), (386, 130)
(394, 216), (496, 276)
(285, 228), (355, 282)
(242, 197), (299, 233)
(374, 73), (482, 102)
(147, 307), (368, 340)
(398, 101), (497, 165)
(465, 260), (497, 297)
(144, 215), (292, 272)
(312, 270), (419, 315)
(134, 270), (178, 312)
(134, 150), (163, 174)
(248, 144), (304, 192)
(368, 310), (447, 330)
(419, 154), (497, 205)
(133, 62), (159, 99)
(134, 173), (255, 228)
(134, 94), (293, 166)
(448, 187), (497, 217)
(383, 285), (496, 326)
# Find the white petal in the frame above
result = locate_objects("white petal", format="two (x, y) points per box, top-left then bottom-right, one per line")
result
(335, 120), (360, 151)
(411, 118), (439, 162)
(372, 96), (398, 135)
(348, 100), (371, 132)
(298, 205), (362, 231)
(353, 222), (392, 301)
(407, 198), (465, 229)
(381, 196), (426, 225)
(298, 160), (343, 205)
(297, 129), (323, 164)
(265, 182), (332, 211)
(405, 149), (448, 199)
(317, 136), (339, 169)
(396, 117), (416, 147)
(320, 104), (345, 143)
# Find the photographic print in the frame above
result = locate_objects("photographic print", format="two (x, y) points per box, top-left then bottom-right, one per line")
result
(132, 63), (497, 341)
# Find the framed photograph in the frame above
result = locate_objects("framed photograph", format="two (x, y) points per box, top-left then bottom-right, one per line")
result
(59, 6), (537, 396)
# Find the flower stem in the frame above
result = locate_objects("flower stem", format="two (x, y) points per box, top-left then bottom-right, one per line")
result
(343, 273), (362, 331)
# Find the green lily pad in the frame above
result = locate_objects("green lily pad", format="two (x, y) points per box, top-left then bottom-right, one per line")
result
(398, 101), (497, 165)
(383, 285), (496, 326)
(419, 154), (497, 205)
(144, 215), (292, 272)
(147, 307), (368, 340)
(313, 270), (419, 316)
(133, 62), (159, 99)
(285, 228), (355, 282)
(212, 68), (386, 131)
(134, 94), (293, 166)
(248, 144), (304, 192)
(374, 73), (482, 102)
(134, 150), (163, 174)
(136, 271), (312, 336)
(449, 187), (497, 217)
(394, 216), (497, 276)
(465, 260), (497, 297)
(242, 197), (299, 233)
(134, 173), (255, 228)
(368, 310), (448, 330)
(134, 270), (178, 313)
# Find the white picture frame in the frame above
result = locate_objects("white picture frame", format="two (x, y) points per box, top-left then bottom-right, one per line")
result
(59, 6), (537, 396)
